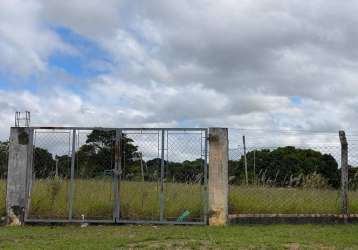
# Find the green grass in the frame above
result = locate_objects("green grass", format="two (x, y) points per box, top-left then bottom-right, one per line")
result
(1, 224), (358, 249)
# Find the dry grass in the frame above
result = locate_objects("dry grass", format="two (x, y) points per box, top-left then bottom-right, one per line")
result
(26, 178), (204, 221)
(3, 180), (358, 219)
(0, 180), (5, 217)
(229, 185), (358, 214)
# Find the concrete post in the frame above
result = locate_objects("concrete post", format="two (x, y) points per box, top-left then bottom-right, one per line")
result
(6, 127), (33, 225)
(339, 130), (349, 219)
(208, 128), (228, 225)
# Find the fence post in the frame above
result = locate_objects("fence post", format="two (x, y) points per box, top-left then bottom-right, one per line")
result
(339, 130), (349, 220)
(243, 135), (248, 185)
(6, 127), (33, 225)
(208, 127), (228, 225)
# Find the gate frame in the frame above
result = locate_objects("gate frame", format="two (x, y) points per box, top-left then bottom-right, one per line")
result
(20, 127), (208, 225)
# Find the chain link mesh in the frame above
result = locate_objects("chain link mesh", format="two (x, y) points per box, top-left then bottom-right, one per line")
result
(28, 129), (72, 219)
(121, 130), (161, 221)
(72, 130), (115, 220)
(164, 131), (206, 222)
(0, 140), (8, 218)
(347, 133), (358, 213)
(24, 128), (207, 223)
(228, 129), (343, 215)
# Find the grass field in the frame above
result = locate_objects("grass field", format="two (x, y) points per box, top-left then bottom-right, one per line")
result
(1, 224), (358, 249)
(3, 179), (358, 219)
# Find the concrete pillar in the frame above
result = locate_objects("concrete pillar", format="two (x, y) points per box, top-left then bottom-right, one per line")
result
(208, 127), (228, 225)
(6, 127), (33, 225)
(339, 130), (349, 219)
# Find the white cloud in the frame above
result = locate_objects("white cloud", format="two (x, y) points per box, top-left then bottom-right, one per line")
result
(0, 0), (73, 76)
(0, 0), (358, 145)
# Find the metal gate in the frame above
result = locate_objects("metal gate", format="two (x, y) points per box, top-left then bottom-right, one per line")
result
(24, 127), (208, 225)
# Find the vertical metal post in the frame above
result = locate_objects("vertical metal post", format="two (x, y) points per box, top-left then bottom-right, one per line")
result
(140, 152), (144, 182)
(253, 150), (256, 184)
(24, 127), (34, 221)
(339, 130), (349, 220)
(113, 129), (121, 222)
(243, 135), (248, 185)
(160, 129), (165, 221)
(68, 129), (76, 221)
(55, 159), (59, 177)
(203, 129), (209, 224)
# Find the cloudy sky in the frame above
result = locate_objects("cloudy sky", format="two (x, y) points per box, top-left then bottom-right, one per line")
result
(1, 0), (358, 140)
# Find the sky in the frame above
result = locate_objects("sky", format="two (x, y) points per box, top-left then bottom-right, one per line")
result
(1, 0), (358, 141)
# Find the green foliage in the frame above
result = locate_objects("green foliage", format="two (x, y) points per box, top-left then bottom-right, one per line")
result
(0, 141), (8, 178)
(76, 130), (138, 178)
(33, 147), (56, 178)
(55, 154), (71, 177)
(231, 146), (340, 188)
(349, 167), (358, 191)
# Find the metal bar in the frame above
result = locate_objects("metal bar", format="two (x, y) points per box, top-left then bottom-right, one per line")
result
(115, 220), (205, 225)
(26, 126), (207, 131)
(25, 219), (114, 224)
(243, 135), (248, 185)
(68, 129), (76, 220)
(203, 129), (209, 224)
(113, 129), (122, 222)
(31, 131), (71, 134)
(24, 127), (34, 221)
(24, 219), (205, 225)
(160, 129), (165, 221)
(253, 149), (256, 184)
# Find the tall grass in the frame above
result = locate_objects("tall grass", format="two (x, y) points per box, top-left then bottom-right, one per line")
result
(26, 179), (204, 221)
(3, 179), (358, 219)
(229, 185), (341, 214)
(229, 185), (358, 214)
(0, 179), (5, 217)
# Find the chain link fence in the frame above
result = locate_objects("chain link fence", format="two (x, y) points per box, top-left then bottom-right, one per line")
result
(28, 129), (72, 219)
(0, 140), (8, 218)
(24, 127), (208, 224)
(347, 133), (358, 214)
(228, 129), (346, 215)
(5, 126), (358, 222)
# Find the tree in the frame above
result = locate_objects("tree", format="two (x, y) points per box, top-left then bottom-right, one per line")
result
(55, 154), (71, 177)
(231, 146), (340, 188)
(0, 141), (8, 178)
(76, 130), (138, 178)
(33, 147), (56, 178)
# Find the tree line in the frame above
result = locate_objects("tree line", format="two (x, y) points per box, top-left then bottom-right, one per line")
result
(1, 130), (358, 188)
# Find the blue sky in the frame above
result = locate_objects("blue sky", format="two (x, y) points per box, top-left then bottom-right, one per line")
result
(49, 27), (111, 78)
